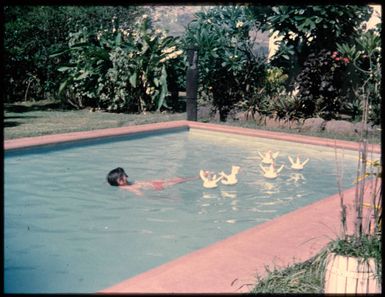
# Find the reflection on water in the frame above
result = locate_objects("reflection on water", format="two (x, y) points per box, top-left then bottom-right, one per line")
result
(287, 173), (306, 183)
(221, 190), (237, 199)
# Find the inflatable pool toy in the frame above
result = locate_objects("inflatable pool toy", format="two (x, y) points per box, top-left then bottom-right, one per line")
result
(219, 166), (240, 185)
(260, 163), (284, 179)
(288, 155), (309, 170)
(219, 165), (240, 185)
(199, 170), (223, 188)
(259, 163), (284, 179)
(258, 150), (280, 164)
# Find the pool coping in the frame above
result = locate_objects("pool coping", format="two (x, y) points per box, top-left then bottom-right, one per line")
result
(4, 120), (381, 293)
(4, 120), (380, 154)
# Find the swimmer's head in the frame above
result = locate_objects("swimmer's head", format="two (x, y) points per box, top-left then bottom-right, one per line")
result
(107, 167), (128, 186)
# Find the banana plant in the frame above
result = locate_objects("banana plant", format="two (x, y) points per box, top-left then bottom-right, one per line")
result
(50, 27), (116, 108)
(51, 15), (184, 112)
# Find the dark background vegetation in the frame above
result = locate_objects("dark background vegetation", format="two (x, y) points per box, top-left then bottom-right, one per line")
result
(3, 5), (381, 125)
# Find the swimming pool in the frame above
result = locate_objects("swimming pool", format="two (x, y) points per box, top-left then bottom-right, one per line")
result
(4, 122), (379, 293)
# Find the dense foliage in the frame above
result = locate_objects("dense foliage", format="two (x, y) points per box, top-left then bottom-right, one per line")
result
(337, 22), (381, 125)
(264, 5), (373, 87)
(183, 6), (268, 121)
(295, 49), (348, 119)
(4, 6), (145, 103)
(54, 15), (184, 112)
(4, 5), (380, 124)
(262, 5), (375, 121)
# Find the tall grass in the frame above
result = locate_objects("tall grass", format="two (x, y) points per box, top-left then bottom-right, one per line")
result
(251, 249), (329, 293)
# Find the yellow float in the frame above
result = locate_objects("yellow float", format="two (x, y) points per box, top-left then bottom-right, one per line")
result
(199, 170), (223, 188)
(288, 155), (309, 170)
(260, 163), (284, 179)
(258, 150), (279, 164)
(219, 165), (240, 185)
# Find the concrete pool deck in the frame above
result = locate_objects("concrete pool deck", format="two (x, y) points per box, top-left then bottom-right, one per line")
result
(4, 121), (381, 293)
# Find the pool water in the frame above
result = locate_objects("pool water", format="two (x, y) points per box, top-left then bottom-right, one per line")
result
(4, 129), (364, 293)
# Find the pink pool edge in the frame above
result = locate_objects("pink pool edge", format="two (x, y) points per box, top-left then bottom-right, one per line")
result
(4, 120), (381, 293)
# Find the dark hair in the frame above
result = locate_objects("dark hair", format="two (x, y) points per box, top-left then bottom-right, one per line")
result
(107, 167), (128, 186)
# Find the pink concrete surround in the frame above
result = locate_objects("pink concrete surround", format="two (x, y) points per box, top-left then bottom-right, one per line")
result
(4, 120), (381, 154)
(4, 121), (381, 293)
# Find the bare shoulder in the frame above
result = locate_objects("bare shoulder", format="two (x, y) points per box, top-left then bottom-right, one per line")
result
(119, 185), (143, 196)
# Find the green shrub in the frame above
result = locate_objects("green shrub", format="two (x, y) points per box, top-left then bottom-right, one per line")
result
(269, 91), (304, 120)
(295, 49), (349, 119)
(4, 6), (144, 103)
(337, 22), (381, 125)
(264, 5), (372, 89)
(183, 6), (267, 121)
(236, 66), (302, 120)
(54, 15), (184, 112)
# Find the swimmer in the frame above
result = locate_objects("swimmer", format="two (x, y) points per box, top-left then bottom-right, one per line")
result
(107, 167), (199, 196)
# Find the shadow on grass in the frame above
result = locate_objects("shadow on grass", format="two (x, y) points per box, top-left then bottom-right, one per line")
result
(4, 121), (20, 128)
(5, 115), (37, 119)
(4, 114), (38, 128)
(4, 101), (68, 113)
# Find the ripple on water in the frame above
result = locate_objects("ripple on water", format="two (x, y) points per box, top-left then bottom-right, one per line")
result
(4, 265), (37, 272)
(23, 225), (73, 234)
(249, 208), (277, 213)
(4, 130), (364, 293)
(145, 217), (177, 223)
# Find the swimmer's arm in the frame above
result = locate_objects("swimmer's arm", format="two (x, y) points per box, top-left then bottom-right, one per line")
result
(119, 185), (144, 196)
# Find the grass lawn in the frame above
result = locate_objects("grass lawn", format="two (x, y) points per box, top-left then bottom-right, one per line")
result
(4, 99), (381, 144)
(4, 100), (186, 139)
